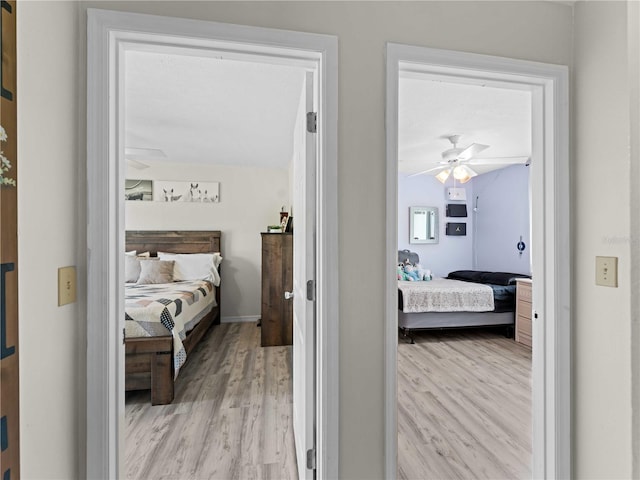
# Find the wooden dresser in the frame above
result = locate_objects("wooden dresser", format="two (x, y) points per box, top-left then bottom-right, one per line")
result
(515, 279), (533, 348)
(260, 232), (293, 347)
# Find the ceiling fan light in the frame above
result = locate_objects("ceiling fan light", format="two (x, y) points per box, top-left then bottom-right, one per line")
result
(435, 169), (451, 184)
(453, 165), (477, 183)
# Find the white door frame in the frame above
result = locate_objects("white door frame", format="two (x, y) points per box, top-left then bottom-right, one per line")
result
(385, 44), (570, 479)
(86, 9), (339, 479)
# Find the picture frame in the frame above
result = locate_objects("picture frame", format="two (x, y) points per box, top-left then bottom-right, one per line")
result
(285, 216), (293, 233)
(125, 179), (153, 201)
(280, 213), (289, 231)
(153, 180), (220, 203)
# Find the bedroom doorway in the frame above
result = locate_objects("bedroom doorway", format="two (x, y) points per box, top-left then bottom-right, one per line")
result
(86, 10), (339, 479)
(385, 44), (570, 479)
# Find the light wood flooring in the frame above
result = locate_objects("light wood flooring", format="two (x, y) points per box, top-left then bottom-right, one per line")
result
(125, 322), (298, 480)
(398, 328), (532, 480)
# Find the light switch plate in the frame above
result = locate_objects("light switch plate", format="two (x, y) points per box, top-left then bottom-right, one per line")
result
(595, 256), (618, 287)
(58, 266), (77, 306)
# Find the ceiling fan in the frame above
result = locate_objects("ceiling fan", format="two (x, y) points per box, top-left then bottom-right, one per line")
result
(411, 134), (530, 183)
(125, 147), (167, 170)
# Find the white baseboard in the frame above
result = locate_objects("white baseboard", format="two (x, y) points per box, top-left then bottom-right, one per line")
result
(221, 315), (261, 324)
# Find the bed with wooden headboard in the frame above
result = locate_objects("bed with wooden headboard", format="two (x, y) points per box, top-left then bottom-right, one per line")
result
(125, 230), (221, 405)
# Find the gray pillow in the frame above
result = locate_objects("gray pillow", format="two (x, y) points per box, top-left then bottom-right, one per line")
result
(137, 260), (175, 284)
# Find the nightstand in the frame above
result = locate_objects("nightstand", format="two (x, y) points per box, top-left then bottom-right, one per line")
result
(515, 279), (532, 348)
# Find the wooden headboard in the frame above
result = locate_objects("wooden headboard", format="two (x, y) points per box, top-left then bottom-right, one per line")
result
(125, 230), (222, 307)
(125, 230), (221, 256)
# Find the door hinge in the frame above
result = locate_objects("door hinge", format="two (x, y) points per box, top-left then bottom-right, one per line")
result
(123, 327), (126, 345)
(306, 447), (316, 470)
(306, 112), (317, 133)
(306, 280), (316, 301)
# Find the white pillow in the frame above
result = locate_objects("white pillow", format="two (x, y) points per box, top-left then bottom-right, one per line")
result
(124, 255), (158, 283)
(125, 250), (136, 256)
(124, 255), (140, 283)
(157, 252), (221, 286)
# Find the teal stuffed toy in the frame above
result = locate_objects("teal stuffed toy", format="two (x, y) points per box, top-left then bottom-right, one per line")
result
(397, 264), (410, 281)
(404, 264), (420, 281)
(414, 263), (432, 281)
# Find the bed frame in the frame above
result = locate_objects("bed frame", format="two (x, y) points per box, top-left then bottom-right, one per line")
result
(398, 310), (515, 344)
(124, 230), (221, 405)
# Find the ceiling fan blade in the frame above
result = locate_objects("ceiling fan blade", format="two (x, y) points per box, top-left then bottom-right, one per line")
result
(408, 165), (447, 177)
(467, 156), (530, 166)
(125, 147), (167, 159)
(457, 143), (489, 161)
(126, 158), (150, 170)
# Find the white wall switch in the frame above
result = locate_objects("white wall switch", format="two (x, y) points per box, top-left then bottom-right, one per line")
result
(595, 256), (618, 287)
(58, 266), (77, 306)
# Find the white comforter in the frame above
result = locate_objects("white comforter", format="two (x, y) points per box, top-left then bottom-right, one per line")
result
(398, 278), (494, 313)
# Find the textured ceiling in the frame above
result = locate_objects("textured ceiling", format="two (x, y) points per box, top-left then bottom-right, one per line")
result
(125, 50), (531, 179)
(125, 50), (305, 169)
(398, 75), (532, 177)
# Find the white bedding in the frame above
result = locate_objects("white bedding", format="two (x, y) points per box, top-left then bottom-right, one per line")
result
(398, 278), (494, 313)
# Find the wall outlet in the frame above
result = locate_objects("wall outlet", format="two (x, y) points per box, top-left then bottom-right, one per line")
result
(595, 256), (618, 287)
(58, 266), (77, 306)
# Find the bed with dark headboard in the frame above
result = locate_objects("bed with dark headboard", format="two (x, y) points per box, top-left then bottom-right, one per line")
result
(125, 230), (221, 405)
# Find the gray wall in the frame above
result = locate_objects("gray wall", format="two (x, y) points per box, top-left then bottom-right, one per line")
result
(19, 2), (639, 479)
(574, 2), (634, 477)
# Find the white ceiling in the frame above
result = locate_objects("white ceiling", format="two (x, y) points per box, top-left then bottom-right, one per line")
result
(398, 75), (532, 177)
(125, 50), (531, 179)
(125, 50), (305, 169)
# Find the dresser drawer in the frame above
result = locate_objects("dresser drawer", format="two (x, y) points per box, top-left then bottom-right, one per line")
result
(517, 299), (532, 318)
(517, 331), (532, 348)
(517, 281), (532, 302)
(517, 314), (532, 335)
(515, 279), (533, 348)
(516, 315), (532, 346)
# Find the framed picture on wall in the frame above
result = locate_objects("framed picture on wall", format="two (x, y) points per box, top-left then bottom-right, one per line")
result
(153, 181), (220, 203)
(125, 179), (153, 201)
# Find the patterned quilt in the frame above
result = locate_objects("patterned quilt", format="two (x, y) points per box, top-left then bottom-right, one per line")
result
(398, 278), (494, 313)
(125, 280), (216, 377)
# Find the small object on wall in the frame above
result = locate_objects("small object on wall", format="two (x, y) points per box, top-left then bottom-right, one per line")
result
(446, 203), (467, 217)
(517, 236), (526, 256)
(446, 222), (466, 236)
(595, 256), (618, 287)
(58, 266), (77, 306)
(153, 180), (220, 203)
(447, 187), (466, 201)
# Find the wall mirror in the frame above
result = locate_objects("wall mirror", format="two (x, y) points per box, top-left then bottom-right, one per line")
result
(410, 206), (438, 244)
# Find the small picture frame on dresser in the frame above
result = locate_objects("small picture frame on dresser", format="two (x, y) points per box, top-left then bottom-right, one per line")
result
(285, 216), (293, 233)
(280, 213), (289, 231)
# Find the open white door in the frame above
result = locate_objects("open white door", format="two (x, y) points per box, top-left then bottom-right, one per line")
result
(292, 71), (317, 479)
